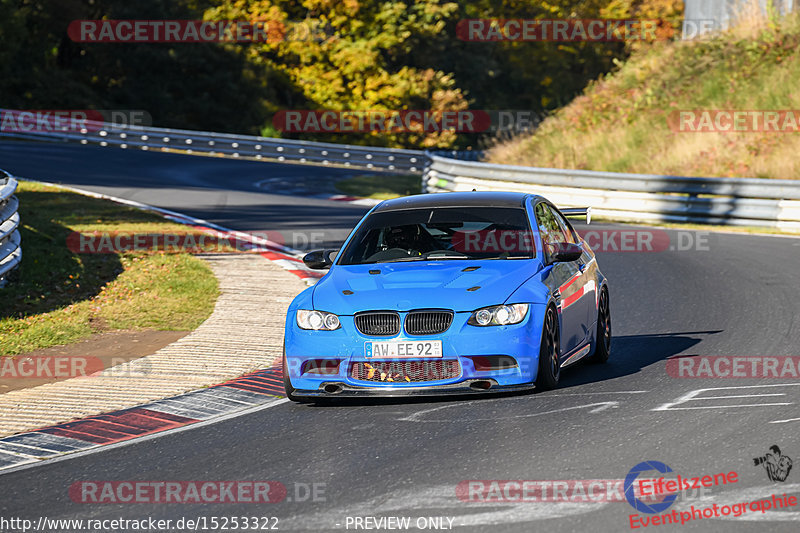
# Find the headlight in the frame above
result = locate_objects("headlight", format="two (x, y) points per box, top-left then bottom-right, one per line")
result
(297, 310), (341, 330)
(468, 304), (529, 326)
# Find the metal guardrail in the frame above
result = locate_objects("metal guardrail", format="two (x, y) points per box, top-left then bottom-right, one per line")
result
(423, 155), (800, 231)
(0, 110), (427, 174)
(3, 108), (798, 230)
(0, 169), (22, 286)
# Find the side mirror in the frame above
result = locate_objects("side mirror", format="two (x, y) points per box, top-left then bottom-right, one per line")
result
(552, 243), (583, 263)
(303, 249), (338, 270)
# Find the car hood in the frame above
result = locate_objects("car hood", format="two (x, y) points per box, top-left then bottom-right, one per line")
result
(312, 260), (541, 314)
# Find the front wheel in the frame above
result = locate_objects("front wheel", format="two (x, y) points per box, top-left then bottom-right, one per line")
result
(588, 287), (611, 364)
(536, 306), (561, 390)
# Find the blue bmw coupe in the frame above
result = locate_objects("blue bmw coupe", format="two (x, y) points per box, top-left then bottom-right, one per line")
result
(283, 192), (610, 400)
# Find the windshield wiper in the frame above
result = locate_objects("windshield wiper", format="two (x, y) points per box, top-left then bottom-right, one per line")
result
(372, 254), (533, 264)
(375, 252), (468, 263)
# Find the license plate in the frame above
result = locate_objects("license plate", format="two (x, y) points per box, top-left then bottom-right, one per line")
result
(365, 340), (443, 359)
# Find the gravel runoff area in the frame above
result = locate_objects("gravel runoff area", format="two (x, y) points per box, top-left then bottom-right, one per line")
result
(0, 253), (307, 437)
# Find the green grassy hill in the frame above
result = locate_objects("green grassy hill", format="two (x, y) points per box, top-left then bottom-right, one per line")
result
(487, 13), (800, 180)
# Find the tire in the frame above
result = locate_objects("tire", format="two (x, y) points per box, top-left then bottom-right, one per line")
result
(536, 306), (561, 390)
(282, 350), (302, 402)
(588, 287), (611, 364)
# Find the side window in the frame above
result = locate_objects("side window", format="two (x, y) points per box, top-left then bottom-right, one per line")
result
(535, 203), (567, 261)
(551, 207), (579, 245)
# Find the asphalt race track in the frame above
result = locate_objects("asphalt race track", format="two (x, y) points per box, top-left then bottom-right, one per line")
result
(0, 140), (370, 250)
(1, 140), (799, 532)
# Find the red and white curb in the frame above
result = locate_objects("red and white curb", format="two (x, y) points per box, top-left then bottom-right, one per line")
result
(0, 364), (284, 472)
(23, 178), (325, 284)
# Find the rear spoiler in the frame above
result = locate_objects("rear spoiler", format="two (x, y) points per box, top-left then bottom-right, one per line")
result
(561, 207), (592, 224)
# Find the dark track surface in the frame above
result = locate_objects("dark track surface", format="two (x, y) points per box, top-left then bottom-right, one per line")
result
(0, 140), (369, 250)
(1, 141), (799, 532)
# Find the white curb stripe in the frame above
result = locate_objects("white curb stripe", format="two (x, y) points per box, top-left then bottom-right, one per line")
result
(0, 398), (289, 476)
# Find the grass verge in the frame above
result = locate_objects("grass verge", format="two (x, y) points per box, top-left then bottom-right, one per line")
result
(488, 12), (800, 179)
(334, 174), (421, 200)
(589, 216), (800, 236)
(0, 181), (219, 357)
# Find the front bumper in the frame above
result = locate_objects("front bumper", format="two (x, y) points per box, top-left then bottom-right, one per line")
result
(290, 380), (535, 398)
(284, 305), (546, 397)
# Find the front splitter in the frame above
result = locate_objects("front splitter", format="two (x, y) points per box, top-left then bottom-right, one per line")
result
(292, 379), (535, 398)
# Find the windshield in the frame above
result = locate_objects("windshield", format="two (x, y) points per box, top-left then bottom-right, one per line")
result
(338, 206), (535, 265)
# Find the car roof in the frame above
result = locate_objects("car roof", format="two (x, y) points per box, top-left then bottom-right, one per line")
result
(373, 192), (540, 212)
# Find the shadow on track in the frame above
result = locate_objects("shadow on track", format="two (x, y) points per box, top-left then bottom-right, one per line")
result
(558, 330), (723, 389)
